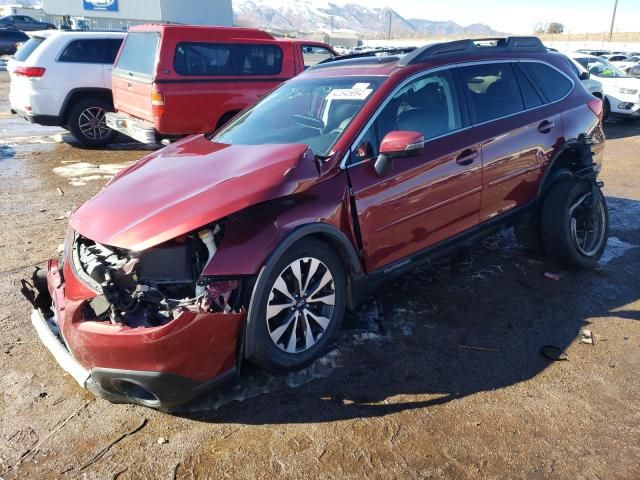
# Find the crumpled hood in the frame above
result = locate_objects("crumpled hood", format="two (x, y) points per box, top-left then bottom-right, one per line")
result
(70, 135), (318, 251)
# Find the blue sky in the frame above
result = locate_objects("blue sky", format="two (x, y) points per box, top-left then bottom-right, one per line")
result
(333, 0), (640, 34)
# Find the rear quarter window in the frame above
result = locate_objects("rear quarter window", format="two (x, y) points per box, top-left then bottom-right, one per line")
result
(519, 62), (573, 103)
(114, 32), (159, 79)
(174, 42), (283, 76)
(13, 36), (44, 61)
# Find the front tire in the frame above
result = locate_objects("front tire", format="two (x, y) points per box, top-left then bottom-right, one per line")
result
(249, 239), (346, 371)
(540, 179), (608, 269)
(67, 98), (117, 147)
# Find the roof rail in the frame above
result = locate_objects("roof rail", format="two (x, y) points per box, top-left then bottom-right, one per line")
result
(318, 47), (417, 65)
(398, 37), (546, 66)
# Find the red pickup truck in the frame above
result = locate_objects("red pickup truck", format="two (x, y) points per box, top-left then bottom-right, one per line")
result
(106, 25), (336, 144)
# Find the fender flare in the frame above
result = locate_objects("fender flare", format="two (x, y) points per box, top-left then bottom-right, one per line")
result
(59, 88), (114, 121)
(243, 223), (362, 359)
(536, 136), (592, 200)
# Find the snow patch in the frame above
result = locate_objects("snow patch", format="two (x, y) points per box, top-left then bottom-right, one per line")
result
(601, 237), (637, 265)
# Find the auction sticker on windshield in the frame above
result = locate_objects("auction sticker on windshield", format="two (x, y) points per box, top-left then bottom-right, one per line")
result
(327, 85), (373, 100)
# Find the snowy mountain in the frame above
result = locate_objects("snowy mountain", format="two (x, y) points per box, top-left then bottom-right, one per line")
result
(234, 0), (499, 37)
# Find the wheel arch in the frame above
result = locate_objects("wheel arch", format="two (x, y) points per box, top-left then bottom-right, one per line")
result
(60, 88), (114, 125)
(537, 136), (598, 200)
(241, 223), (362, 360)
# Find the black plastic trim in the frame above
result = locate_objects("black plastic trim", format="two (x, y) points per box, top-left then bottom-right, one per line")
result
(88, 366), (237, 410)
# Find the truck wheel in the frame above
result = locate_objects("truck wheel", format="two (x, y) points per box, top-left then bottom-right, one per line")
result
(249, 239), (346, 371)
(541, 179), (608, 269)
(67, 98), (117, 147)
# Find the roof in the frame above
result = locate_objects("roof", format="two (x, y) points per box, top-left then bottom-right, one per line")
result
(27, 29), (126, 39)
(130, 24), (273, 41)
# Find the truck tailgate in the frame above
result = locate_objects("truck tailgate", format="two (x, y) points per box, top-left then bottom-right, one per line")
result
(112, 73), (154, 123)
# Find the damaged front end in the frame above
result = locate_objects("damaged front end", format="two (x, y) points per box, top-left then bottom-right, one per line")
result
(72, 225), (243, 327)
(28, 224), (247, 409)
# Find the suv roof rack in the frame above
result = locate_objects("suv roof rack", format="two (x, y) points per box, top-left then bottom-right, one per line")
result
(398, 37), (546, 66)
(317, 47), (417, 66)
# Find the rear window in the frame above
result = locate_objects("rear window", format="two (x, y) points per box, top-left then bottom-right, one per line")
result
(59, 39), (123, 64)
(519, 62), (573, 102)
(114, 32), (159, 78)
(13, 36), (44, 61)
(174, 42), (282, 76)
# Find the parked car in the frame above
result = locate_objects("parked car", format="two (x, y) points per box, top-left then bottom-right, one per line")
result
(0, 15), (55, 31)
(612, 55), (640, 72)
(105, 25), (335, 144)
(603, 54), (628, 63)
(8, 30), (125, 146)
(572, 53), (640, 119)
(567, 56), (604, 101)
(0, 28), (28, 55)
(28, 37), (607, 408)
(629, 64), (640, 78)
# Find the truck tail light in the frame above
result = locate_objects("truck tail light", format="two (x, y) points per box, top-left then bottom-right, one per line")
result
(14, 66), (46, 77)
(588, 97), (603, 120)
(151, 89), (165, 117)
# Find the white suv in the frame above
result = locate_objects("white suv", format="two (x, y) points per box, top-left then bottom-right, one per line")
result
(9, 30), (125, 147)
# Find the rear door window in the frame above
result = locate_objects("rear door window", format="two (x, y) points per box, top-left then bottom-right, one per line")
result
(459, 62), (525, 124)
(59, 39), (123, 64)
(514, 65), (544, 109)
(114, 32), (160, 79)
(13, 36), (44, 61)
(519, 62), (573, 103)
(174, 42), (282, 76)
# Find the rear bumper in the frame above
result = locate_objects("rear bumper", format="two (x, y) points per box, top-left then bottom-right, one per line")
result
(11, 107), (61, 126)
(105, 112), (157, 144)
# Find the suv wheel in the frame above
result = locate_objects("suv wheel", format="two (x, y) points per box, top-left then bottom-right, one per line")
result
(67, 98), (117, 147)
(541, 179), (608, 269)
(249, 239), (346, 371)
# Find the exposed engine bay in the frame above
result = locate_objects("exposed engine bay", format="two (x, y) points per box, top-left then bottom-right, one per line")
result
(71, 226), (241, 328)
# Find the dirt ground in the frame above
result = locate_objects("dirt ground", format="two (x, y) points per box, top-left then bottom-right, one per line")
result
(0, 70), (638, 480)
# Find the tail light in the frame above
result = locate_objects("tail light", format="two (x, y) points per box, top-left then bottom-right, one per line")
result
(13, 66), (46, 77)
(151, 89), (165, 117)
(588, 97), (603, 120)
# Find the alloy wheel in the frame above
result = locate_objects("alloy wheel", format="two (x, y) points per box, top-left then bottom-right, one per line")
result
(78, 106), (111, 140)
(266, 257), (336, 354)
(569, 192), (607, 256)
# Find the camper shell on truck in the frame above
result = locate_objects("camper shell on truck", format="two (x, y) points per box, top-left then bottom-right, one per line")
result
(106, 24), (336, 144)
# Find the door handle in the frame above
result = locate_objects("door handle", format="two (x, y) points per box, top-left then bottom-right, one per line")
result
(538, 120), (555, 133)
(455, 149), (478, 166)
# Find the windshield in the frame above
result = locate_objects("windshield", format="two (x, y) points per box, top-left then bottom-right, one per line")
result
(575, 57), (628, 78)
(211, 76), (384, 157)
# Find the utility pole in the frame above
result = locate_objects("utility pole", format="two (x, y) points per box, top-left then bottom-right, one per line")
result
(388, 11), (392, 40)
(330, 15), (334, 34)
(608, 0), (618, 42)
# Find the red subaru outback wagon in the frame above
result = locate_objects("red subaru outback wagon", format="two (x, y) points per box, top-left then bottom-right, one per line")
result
(29, 37), (607, 408)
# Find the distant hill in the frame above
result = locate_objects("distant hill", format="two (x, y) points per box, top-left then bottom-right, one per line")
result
(234, 0), (500, 37)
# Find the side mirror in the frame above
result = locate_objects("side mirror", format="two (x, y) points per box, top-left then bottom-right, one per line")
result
(374, 130), (424, 176)
(579, 71), (590, 80)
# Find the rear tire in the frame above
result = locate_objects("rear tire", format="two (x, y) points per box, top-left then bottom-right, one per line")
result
(249, 239), (347, 371)
(540, 179), (608, 269)
(67, 98), (117, 147)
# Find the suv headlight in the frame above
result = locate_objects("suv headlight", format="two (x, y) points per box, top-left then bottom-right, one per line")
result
(615, 87), (638, 95)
